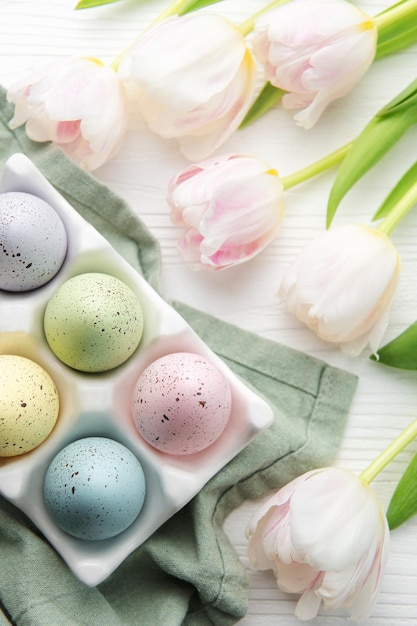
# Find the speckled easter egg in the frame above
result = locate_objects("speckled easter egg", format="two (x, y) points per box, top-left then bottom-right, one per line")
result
(0, 355), (59, 457)
(43, 437), (146, 540)
(0, 191), (67, 292)
(131, 352), (232, 455)
(43, 272), (144, 372)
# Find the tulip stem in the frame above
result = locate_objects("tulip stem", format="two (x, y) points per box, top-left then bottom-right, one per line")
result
(377, 179), (417, 235)
(146, 0), (191, 24)
(360, 418), (417, 485)
(374, 0), (417, 32)
(281, 142), (353, 190)
(239, 0), (291, 36)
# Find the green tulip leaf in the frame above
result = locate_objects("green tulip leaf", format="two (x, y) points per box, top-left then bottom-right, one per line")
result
(373, 160), (417, 220)
(75, 0), (223, 10)
(326, 96), (417, 228)
(371, 321), (417, 369)
(387, 453), (417, 529)
(376, 0), (409, 15)
(378, 77), (417, 116)
(178, 0), (224, 13)
(240, 82), (285, 129)
(75, 0), (121, 8)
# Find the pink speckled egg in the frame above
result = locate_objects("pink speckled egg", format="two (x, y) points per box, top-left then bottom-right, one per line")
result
(131, 352), (232, 455)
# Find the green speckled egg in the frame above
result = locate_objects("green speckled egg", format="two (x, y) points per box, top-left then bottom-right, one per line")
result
(44, 272), (144, 372)
(0, 355), (59, 457)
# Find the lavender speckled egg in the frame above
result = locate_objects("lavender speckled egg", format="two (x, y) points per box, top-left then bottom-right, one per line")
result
(0, 355), (59, 457)
(0, 191), (67, 292)
(44, 272), (144, 372)
(131, 352), (232, 455)
(43, 437), (146, 540)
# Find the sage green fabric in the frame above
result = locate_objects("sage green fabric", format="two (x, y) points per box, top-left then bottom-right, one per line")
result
(0, 85), (358, 626)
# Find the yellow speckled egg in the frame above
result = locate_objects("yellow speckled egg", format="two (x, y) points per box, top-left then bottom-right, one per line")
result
(0, 355), (59, 457)
(44, 272), (144, 373)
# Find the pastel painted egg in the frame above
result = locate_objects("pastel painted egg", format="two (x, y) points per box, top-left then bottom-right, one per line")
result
(43, 437), (146, 540)
(44, 272), (144, 372)
(0, 191), (67, 292)
(131, 352), (232, 455)
(0, 355), (59, 457)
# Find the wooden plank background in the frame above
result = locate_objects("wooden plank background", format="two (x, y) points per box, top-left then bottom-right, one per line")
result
(1, 1), (416, 623)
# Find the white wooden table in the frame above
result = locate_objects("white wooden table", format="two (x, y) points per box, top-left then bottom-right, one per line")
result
(1, 1), (416, 623)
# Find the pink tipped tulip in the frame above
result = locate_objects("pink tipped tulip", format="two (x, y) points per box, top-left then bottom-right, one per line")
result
(167, 154), (284, 270)
(119, 13), (257, 160)
(7, 57), (129, 171)
(252, 0), (377, 129)
(279, 224), (400, 356)
(246, 467), (389, 621)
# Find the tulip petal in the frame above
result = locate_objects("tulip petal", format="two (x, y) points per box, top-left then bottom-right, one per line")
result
(279, 224), (400, 354)
(56, 120), (81, 143)
(247, 505), (289, 569)
(294, 574), (324, 621)
(289, 468), (382, 570)
(177, 229), (205, 265)
(295, 591), (322, 621)
(273, 560), (320, 594)
(168, 154), (284, 269)
(293, 27), (376, 128)
(246, 470), (317, 537)
(246, 466), (389, 621)
(7, 56), (128, 170)
(202, 174), (283, 248)
(169, 155), (274, 228)
(135, 49), (256, 160)
(24, 111), (59, 142)
(176, 52), (257, 160)
(122, 13), (257, 160)
(169, 154), (274, 206)
(318, 513), (389, 620)
(253, 0), (377, 128)
(127, 14), (247, 110)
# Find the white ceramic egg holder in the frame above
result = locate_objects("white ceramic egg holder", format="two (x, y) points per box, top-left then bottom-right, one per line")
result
(0, 153), (274, 587)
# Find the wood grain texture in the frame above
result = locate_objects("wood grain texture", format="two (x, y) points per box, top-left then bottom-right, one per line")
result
(1, 1), (417, 623)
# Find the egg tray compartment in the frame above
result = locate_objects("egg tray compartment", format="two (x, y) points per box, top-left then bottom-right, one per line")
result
(0, 153), (274, 587)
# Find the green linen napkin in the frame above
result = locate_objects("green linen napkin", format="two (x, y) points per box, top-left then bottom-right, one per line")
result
(0, 85), (358, 626)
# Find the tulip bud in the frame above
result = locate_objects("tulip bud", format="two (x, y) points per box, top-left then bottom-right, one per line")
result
(119, 14), (257, 160)
(7, 57), (128, 171)
(168, 154), (284, 270)
(252, 0), (377, 129)
(279, 224), (401, 356)
(246, 467), (389, 621)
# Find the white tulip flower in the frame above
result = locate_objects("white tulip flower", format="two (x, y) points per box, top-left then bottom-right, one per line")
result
(279, 224), (400, 356)
(168, 153), (284, 270)
(252, 0), (377, 129)
(246, 467), (389, 621)
(119, 13), (257, 160)
(7, 56), (129, 171)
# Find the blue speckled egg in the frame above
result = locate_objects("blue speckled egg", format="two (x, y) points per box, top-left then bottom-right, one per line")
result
(43, 437), (146, 540)
(0, 191), (67, 292)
